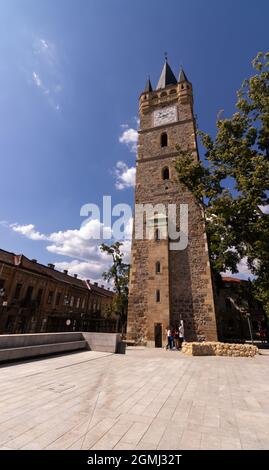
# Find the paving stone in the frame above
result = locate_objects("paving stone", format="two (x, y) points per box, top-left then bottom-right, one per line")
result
(0, 349), (268, 450)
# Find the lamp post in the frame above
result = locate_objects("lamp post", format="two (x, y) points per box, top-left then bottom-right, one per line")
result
(0, 298), (8, 333)
(0, 288), (7, 315)
(246, 312), (254, 344)
(64, 295), (70, 331)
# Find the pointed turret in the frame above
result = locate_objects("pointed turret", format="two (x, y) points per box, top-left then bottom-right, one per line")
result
(144, 77), (153, 93)
(178, 67), (189, 83)
(156, 59), (177, 90)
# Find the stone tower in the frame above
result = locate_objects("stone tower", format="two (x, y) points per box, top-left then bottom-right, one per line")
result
(127, 59), (218, 346)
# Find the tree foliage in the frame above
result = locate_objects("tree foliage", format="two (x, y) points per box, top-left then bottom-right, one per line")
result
(100, 241), (129, 331)
(175, 52), (269, 314)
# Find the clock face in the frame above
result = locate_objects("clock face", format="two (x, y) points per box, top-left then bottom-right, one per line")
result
(153, 106), (177, 126)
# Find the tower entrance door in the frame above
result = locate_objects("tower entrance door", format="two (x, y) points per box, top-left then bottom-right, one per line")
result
(154, 323), (162, 348)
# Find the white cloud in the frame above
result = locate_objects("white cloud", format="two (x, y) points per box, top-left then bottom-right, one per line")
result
(11, 223), (47, 241)
(119, 127), (138, 153)
(31, 37), (61, 111)
(53, 259), (108, 283)
(8, 218), (132, 282)
(259, 204), (269, 214)
(40, 39), (49, 50)
(223, 257), (254, 281)
(32, 71), (42, 88)
(114, 161), (136, 190)
(35, 38), (56, 67)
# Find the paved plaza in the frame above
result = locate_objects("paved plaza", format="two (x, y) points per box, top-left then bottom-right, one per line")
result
(0, 347), (269, 450)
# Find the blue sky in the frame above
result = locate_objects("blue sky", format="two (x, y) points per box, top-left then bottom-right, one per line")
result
(0, 0), (268, 280)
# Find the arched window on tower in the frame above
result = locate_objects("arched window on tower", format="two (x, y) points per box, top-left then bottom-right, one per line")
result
(162, 167), (170, 180)
(156, 261), (161, 274)
(155, 228), (160, 241)
(160, 132), (168, 147)
(156, 289), (160, 302)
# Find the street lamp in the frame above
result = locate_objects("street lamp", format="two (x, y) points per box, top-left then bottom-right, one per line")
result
(0, 288), (7, 315)
(245, 311), (254, 344)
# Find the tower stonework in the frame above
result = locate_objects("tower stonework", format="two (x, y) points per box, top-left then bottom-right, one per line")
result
(127, 60), (218, 346)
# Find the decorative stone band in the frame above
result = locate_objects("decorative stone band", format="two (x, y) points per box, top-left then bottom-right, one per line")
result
(138, 118), (194, 134)
(182, 341), (259, 357)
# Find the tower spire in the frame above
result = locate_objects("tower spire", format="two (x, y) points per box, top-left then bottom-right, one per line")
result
(156, 58), (177, 90)
(144, 76), (153, 93)
(178, 66), (189, 83)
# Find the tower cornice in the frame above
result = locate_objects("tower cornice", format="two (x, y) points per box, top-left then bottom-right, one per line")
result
(138, 117), (194, 134)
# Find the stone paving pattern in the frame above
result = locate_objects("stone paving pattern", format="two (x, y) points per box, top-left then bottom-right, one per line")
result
(0, 348), (269, 450)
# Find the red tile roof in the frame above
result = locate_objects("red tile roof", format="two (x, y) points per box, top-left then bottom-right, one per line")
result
(221, 276), (242, 284)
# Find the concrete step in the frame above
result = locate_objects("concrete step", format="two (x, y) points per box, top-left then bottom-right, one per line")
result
(0, 340), (87, 363)
(0, 332), (85, 349)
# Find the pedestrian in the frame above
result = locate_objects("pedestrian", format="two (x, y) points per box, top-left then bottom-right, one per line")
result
(174, 327), (180, 350)
(165, 326), (173, 350)
(178, 321), (184, 349)
(260, 325), (267, 343)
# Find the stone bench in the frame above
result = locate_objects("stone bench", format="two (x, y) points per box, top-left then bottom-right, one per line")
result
(0, 331), (123, 363)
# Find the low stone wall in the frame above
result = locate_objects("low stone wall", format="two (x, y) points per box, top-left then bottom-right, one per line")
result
(0, 332), (87, 363)
(0, 332), (124, 363)
(182, 341), (258, 357)
(82, 332), (122, 353)
(0, 332), (84, 348)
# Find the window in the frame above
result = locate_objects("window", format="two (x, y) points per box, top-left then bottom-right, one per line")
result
(225, 298), (232, 312)
(156, 262), (161, 274)
(70, 296), (74, 307)
(155, 228), (160, 241)
(14, 283), (22, 300)
(162, 167), (169, 180)
(76, 297), (80, 308)
(55, 292), (61, 306)
(47, 291), (54, 304)
(156, 290), (160, 302)
(81, 298), (86, 309)
(161, 132), (168, 147)
(0, 279), (5, 289)
(24, 286), (34, 305)
(36, 288), (43, 306)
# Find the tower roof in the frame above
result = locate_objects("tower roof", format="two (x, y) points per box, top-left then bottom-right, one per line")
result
(144, 77), (153, 93)
(156, 59), (177, 90)
(178, 67), (189, 83)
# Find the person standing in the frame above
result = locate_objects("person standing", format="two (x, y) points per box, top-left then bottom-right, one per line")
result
(260, 325), (267, 343)
(174, 327), (180, 350)
(178, 321), (184, 349)
(165, 326), (173, 350)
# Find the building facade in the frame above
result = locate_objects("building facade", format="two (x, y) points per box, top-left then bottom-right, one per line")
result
(0, 249), (114, 334)
(127, 60), (218, 346)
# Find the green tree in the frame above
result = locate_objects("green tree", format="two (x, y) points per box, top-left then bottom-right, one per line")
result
(175, 52), (269, 314)
(100, 241), (129, 333)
